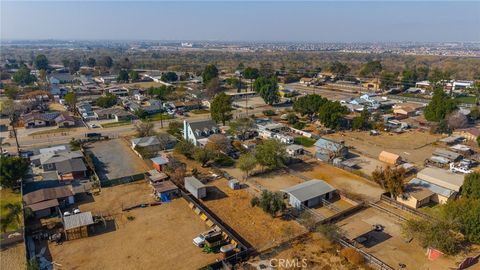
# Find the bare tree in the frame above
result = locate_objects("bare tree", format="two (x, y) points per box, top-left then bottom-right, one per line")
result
(205, 134), (231, 154)
(447, 110), (469, 130)
(156, 133), (173, 151)
(134, 122), (155, 137)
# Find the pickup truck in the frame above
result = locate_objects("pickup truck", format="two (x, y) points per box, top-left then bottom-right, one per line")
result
(193, 228), (221, 247)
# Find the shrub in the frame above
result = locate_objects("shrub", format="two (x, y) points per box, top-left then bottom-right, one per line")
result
(340, 247), (364, 265)
(214, 153), (235, 167)
(262, 109), (275, 116)
(292, 121), (306, 130)
(294, 136), (315, 147)
(250, 197), (260, 207)
(126, 216), (135, 221)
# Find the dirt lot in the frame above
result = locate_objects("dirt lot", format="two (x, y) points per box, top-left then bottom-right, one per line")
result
(0, 243), (26, 270)
(291, 159), (384, 202)
(326, 130), (442, 167)
(203, 179), (307, 252)
(88, 138), (149, 181)
(244, 233), (371, 270)
(49, 182), (221, 270)
(336, 207), (458, 270)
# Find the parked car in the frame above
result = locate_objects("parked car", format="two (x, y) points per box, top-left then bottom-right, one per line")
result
(193, 228), (221, 247)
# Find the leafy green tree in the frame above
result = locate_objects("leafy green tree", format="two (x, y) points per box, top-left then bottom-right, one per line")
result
(428, 68), (451, 90)
(64, 91), (77, 112)
(401, 67), (418, 90)
(463, 172), (480, 200)
(329, 61), (350, 79)
(255, 190), (286, 217)
(3, 203), (22, 225)
(352, 106), (371, 130)
(202, 64), (218, 84)
(286, 113), (298, 125)
(96, 94), (117, 108)
(34, 54), (49, 70)
(12, 65), (36, 85)
(117, 69), (129, 82)
(174, 140), (195, 158)
(255, 139), (286, 171)
(317, 101), (348, 129)
(359, 60), (382, 78)
(253, 76), (279, 105)
(237, 153), (257, 180)
(129, 70), (140, 81)
(402, 219), (463, 255)
(371, 166), (405, 199)
(98, 56), (113, 68)
(87, 57), (96, 67)
(167, 121), (182, 137)
(229, 118), (255, 140)
(69, 59), (81, 74)
(4, 85), (19, 100)
(424, 88), (457, 122)
(0, 156), (30, 188)
(380, 71), (398, 90)
(293, 94), (327, 122)
(193, 147), (213, 167)
(441, 198), (480, 244)
(69, 138), (82, 151)
(243, 67), (259, 91)
(210, 92), (233, 125)
(134, 109), (147, 119)
(161, 71), (178, 82)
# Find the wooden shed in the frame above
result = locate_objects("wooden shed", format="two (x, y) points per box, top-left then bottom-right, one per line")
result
(378, 151), (401, 165)
(63, 212), (94, 240)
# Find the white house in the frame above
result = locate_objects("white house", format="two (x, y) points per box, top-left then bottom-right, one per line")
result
(183, 119), (220, 146)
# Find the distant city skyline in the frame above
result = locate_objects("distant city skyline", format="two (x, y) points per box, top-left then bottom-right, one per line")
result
(1, 1), (479, 42)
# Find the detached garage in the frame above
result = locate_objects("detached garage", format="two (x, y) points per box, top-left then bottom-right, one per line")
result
(281, 179), (336, 209)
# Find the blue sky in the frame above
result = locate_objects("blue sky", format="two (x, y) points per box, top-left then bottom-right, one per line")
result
(1, 1), (479, 42)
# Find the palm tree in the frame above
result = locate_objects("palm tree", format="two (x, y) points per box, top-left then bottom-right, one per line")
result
(4, 202), (22, 225)
(0, 216), (12, 233)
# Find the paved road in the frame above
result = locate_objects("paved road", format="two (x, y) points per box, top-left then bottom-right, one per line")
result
(1, 106), (269, 151)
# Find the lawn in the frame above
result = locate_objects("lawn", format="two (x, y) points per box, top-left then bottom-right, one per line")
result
(294, 136), (316, 147)
(30, 127), (76, 136)
(190, 109), (210, 114)
(101, 120), (132, 128)
(455, 95), (476, 104)
(0, 188), (22, 232)
(142, 112), (173, 122)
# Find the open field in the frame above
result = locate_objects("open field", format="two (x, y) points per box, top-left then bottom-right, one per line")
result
(49, 182), (221, 270)
(88, 139), (149, 181)
(325, 130), (442, 166)
(336, 207), (459, 270)
(0, 189), (22, 232)
(250, 170), (304, 192)
(203, 179), (307, 252)
(245, 233), (371, 270)
(0, 242), (26, 270)
(291, 159), (384, 202)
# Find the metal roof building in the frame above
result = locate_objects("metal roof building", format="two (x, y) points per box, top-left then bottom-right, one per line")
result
(281, 179), (336, 209)
(417, 167), (464, 192)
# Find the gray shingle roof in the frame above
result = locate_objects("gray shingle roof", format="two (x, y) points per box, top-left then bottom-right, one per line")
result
(55, 159), (87, 174)
(281, 179), (336, 202)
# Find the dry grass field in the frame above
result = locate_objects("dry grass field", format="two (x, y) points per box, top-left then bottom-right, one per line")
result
(203, 179), (307, 252)
(48, 182), (221, 270)
(0, 243), (25, 270)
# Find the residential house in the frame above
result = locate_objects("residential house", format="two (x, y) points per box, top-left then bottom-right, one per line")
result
(393, 103), (424, 118)
(31, 150), (87, 181)
(131, 135), (177, 152)
(23, 112), (60, 128)
(94, 108), (134, 122)
(314, 138), (349, 161)
(23, 185), (75, 218)
(106, 87), (129, 97)
(299, 77), (314, 86)
(183, 119), (220, 146)
(48, 73), (74, 85)
(145, 169), (169, 185)
(415, 81), (431, 90)
(281, 179), (337, 209)
(54, 112), (76, 128)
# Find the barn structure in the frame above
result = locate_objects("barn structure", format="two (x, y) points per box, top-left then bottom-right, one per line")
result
(281, 179), (336, 209)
